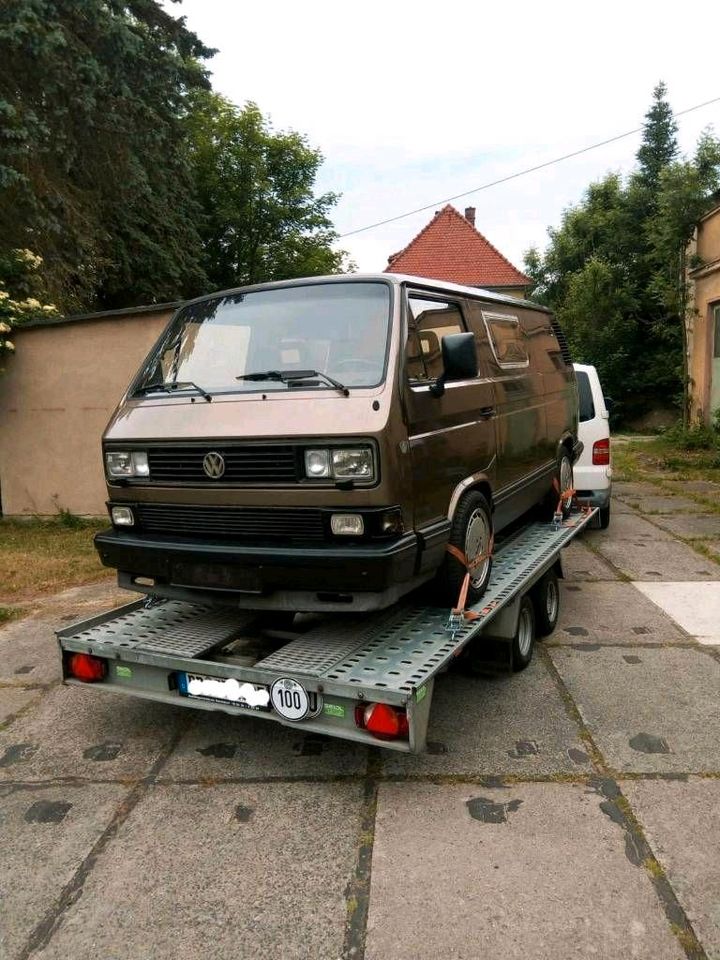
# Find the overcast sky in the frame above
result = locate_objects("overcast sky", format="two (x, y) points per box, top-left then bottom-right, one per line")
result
(174, 0), (720, 274)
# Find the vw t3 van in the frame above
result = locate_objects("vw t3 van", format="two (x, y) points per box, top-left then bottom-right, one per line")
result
(95, 274), (580, 612)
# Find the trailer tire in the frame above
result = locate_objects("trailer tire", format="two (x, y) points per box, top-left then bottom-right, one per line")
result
(512, 595), (535, 671)
(435, 491), (493, 607)
(530, 570), (560, 639)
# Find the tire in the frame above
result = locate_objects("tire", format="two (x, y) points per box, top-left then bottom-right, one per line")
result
(530, 570), (560, 639)
(599, 502), (611, 529)
(512, 595), (535, 671)
(541, 450), (574, 521)
(435, 491), (493, 607)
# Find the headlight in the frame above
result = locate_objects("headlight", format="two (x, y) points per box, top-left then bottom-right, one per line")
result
(105, 451), (149, 479)
(303, 446), (375, 482)
(332, 448), (374, 480)
(111, 506), (135, 526)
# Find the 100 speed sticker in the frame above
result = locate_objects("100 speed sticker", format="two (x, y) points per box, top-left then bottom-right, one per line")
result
(270, 677), (322, 721)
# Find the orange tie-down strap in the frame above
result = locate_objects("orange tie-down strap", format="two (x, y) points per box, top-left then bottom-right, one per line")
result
(552, 479), (596, 526)
(446, 535), (495, 623)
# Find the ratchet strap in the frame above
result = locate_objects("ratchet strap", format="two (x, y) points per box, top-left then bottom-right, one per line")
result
(446, 534), (494, 622)
(552, 478), (595, 527)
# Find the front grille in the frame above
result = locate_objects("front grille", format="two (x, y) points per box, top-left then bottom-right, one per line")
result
(134, 503), (326, 541)
(146, 444), (299, 484)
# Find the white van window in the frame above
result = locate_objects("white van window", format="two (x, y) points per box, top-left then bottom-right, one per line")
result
(576, 370), (595, 423)
(482, 312), (529, 368)
(407, 297), (464, 382)
(134, 281), (391, 395)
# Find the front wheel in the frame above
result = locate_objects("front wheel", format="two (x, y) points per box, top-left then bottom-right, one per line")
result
(435, 491), (493, 607)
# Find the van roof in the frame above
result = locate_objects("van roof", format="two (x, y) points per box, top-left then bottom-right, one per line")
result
(181, 273), (551, 314)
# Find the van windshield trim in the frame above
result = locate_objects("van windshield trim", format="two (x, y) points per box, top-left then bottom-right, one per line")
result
(130, 279), (394, 399)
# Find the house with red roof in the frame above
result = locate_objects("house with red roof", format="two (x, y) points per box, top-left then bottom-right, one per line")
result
(385, 204), (531, 298)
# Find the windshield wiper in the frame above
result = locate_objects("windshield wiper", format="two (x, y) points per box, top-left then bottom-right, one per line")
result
(135, 380), (212, 402)
(236, 369), (349, 397)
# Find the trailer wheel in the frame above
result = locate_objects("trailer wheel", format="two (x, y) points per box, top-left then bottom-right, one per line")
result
(531, 570), (560, 639)
(435, 491), (493, 607)
(512, 596), (535, 671)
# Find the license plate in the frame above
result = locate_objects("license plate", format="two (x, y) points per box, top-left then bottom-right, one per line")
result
(178, 672), (270, 711)
(172, 562), (261, 592)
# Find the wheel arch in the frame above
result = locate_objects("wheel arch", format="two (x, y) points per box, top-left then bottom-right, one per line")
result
(448, 473), (494, 522)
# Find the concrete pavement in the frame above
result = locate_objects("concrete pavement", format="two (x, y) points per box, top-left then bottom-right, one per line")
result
(1, 481), (719, 960)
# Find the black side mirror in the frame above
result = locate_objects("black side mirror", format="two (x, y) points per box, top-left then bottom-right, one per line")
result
(430, 332), (478, 397)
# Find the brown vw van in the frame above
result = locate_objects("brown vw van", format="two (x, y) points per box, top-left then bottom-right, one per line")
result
(95, 274), (580, 612)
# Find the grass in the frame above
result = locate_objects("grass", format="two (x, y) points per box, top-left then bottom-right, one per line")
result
(0, 516), (112, 604)
(613, 430), (720, 491)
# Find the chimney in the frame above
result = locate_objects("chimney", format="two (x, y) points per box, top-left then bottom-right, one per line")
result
(464, 206), (476, 227)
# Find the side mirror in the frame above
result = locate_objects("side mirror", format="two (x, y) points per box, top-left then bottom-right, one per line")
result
(430, 332), (478, 397)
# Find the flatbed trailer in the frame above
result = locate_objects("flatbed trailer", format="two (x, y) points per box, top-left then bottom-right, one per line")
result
(57, 508), (596, 753)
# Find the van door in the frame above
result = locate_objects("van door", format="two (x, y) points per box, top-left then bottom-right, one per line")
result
(479, 308), (550, 526)
(403, 292), (497, 534)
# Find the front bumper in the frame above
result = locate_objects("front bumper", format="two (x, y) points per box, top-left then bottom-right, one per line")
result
(95, 529), (421, 608)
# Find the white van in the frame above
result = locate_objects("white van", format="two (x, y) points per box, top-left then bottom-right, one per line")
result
(572, 363), (612, 528)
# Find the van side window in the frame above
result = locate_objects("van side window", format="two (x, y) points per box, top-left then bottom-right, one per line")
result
(407, 297), (464, 382)
(576, 370), (595, 422)
(482, 312), (529, 368)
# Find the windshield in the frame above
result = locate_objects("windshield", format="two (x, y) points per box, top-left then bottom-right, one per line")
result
(133, 281), (392, 396)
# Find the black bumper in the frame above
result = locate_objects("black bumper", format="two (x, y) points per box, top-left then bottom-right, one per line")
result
(94, 529), (420, 596)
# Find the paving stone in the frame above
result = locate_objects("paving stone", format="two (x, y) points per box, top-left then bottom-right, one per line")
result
(0, 684), (181, 783)
(381, 659), (592, 776)
(161, 708), (368, 781)
(628, 496), (705, 514)
(0, 687), (42, 726)
(624, 779), (720, 960)
(35, 782), (360, 960)
(593, 537), (718, 580)
(634, 582), (720, 645)
(609, 497), (635, 514)
(0, 782), (127, 959)
(549, 582), (686, 646)
(613, 481), (665, 498)
(650, 514), (720, 539)
(662, 479), (720, 494)
(0, 618), (62, 687)
(586, 512), (672, 541)
(560, 538), (619, 581)
(549, 646), (720, 773)
(366, 782), (681, 960)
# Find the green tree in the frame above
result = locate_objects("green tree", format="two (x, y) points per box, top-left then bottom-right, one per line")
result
(0, 0), (214, 312)
(525, 84), (720, 423)
(187, 93), (349, 291)
(0, 249), (59, 369)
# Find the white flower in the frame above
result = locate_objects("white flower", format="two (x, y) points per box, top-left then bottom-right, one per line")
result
(0, 290), (9, 301)
(23, 298), (41, 309)
(42, 304), (57, 312)
(3, 340), (15, 352)
(0, 321), (10, 334)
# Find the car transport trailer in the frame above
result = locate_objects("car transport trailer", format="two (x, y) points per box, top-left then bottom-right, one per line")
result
(57, 507), (596, 754)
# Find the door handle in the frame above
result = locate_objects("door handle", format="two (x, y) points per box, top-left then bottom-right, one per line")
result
(479, 406), (496, 420)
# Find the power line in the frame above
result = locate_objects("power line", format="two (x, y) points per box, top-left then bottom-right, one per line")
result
(338, 95), (720, 239)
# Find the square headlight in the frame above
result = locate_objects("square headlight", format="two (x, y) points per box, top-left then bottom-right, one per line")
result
(105, 451), (134, 477)
(332, 447), (374, 480)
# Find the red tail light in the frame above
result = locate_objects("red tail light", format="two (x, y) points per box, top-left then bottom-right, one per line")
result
(68, 653), (106, 682)
(592, 438), (610, 465)
(354, 702), (409, 740)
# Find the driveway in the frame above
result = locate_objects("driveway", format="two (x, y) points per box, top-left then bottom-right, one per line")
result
(1, 481), (719, 960)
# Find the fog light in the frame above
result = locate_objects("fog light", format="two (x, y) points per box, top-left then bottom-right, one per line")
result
(381, 509), (404, 535)
(331, 513), (364, 536)
(111, 506), (135, 526)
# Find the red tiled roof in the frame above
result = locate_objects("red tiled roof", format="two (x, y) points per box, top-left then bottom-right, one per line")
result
(385, 204), (530, 288)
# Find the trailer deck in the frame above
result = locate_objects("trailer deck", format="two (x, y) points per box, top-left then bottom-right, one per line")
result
(57, 508), (596, 752)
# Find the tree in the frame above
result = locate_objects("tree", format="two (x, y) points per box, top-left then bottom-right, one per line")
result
(0, 0), (214, 312)
(0, 249), (59, 369)
(525, 84), (720, 423)
(187, 93), (349, 291)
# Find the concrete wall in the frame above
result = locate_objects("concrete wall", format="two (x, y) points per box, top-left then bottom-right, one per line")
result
(687, 205), (720, 425)
(0, 306), (175, 516)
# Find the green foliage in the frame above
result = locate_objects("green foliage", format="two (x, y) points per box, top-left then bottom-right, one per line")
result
(0, 0), (214, 312)
(187, 93), (349, 290)
(525, 83), (720, 423)
(0, 248), (59, 366)
(661, 420), (720, 451)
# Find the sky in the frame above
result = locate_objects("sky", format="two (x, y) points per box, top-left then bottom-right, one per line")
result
(173, 0), (720, 274)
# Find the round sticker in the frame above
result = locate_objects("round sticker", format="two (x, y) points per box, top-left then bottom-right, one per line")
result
(270, 678), (322, 722)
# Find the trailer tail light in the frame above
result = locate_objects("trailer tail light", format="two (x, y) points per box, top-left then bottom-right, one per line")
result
(354, 702), (409, 740)
(592, 439), (610, 465)
(67, 653), (107, 682)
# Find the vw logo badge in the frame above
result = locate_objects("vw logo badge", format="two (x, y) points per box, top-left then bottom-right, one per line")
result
(203, 451), (225, 479)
